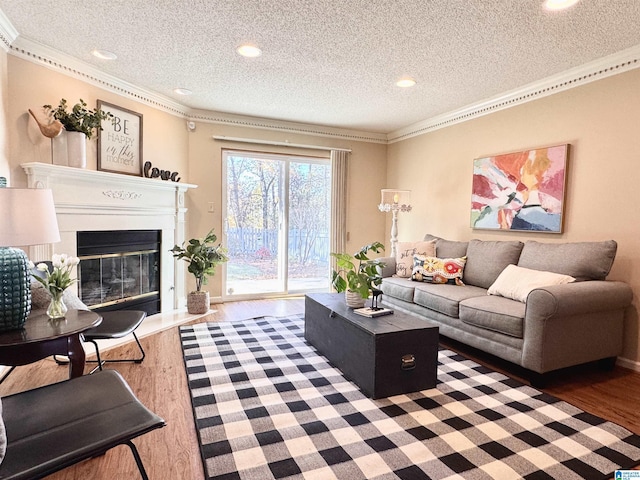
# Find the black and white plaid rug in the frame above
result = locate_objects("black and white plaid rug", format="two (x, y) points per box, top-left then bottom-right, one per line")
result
(180, 314), (640, 479)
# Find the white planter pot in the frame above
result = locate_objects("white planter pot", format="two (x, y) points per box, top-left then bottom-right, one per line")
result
(66, 131), (87, 168)
(345, 290), (366, 309)
(187, 291), (210, 314)
(51, 131), (68, 166)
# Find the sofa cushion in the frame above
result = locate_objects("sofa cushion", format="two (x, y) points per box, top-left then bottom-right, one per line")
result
(411, 255), (466, 285)
(487, 264), (575, 302)
(463, 239), (524, 289)
(459, 295), (526, 338)
(413, 283), (487, 318)
(395, 240), (436, 277)
(380, 277), (416, 303)
(517, 240), (617, 281)
(423, 234), (469, 258)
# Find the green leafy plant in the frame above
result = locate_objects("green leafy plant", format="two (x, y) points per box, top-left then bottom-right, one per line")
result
(171, 229), (228, 292)
(331, 241), (385, 299)
(43, 98), (112, 139)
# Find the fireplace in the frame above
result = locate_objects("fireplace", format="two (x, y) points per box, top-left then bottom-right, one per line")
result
(21, 162), (197, 313)
(77, 230), (161, 315)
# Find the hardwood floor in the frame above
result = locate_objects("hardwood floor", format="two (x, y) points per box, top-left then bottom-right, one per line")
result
(1, 297), (638, 479)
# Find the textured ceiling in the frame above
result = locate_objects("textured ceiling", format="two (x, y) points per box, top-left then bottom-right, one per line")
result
(2, 1), (640, 134)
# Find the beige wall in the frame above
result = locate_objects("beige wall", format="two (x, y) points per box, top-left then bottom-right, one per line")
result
(387, 68), (640, 364)
(4, 55), (388, 298)
(9, 51), (637, 364)
(0, 47), (8, 181)
(6, 56), (189, 188)
(185, 121), (388, 296)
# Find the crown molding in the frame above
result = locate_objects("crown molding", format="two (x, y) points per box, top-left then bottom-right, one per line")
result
(388, 44), (640, 143)
(9, 36), (189, 117)
(0, 9), (17, 52)
(7, 34), (387, 144)
(5, 26), (640, 146)
(189, 109), (388, 144)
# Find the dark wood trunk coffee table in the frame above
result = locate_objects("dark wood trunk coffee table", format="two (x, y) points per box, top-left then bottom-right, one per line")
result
(304, 292), (439, 399)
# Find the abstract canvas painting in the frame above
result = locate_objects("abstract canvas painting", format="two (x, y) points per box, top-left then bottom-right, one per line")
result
(471, 144), (568, 232)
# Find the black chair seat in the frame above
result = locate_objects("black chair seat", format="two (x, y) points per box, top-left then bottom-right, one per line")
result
(0, 370), (165, 479)
(81, 310), (147, 373)
(83, 310), (146, 340)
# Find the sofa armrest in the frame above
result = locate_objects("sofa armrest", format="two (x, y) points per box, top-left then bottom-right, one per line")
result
(526, 280), (633, 317)
(522, 280), (632, 373)
(378, 256), (396, 278)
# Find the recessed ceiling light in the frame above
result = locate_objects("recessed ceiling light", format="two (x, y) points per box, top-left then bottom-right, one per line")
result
(91, 49), (117, 60)
(173, 88), (193, 96)
(236, 44), (262, 58)
(543, 0), (579, 11)
(396, 77), (416, 88)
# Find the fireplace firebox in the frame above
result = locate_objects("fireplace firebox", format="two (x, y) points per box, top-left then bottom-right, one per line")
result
(77, 230), (161, 315)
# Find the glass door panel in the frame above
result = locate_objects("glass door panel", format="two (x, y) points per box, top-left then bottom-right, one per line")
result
(288, 161), (331, 292)
(223, 150), (331, 298)
(225, 153), (284, 296)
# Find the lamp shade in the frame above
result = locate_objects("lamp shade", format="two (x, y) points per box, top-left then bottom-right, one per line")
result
(0, 188), (60, 247)
(380, 189), (411, 207)
(0, 188), (60, 331)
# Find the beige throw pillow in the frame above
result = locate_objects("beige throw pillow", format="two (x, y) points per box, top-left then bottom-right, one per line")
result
(395, 240), (436, 277)
(487, 264), (575, 303)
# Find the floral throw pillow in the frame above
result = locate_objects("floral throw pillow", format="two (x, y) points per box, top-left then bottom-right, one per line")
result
(395, 240), (437, 278)
(411, 255), (467, 286)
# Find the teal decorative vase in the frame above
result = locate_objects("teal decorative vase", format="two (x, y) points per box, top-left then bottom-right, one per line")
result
(0, 247), (31, 331)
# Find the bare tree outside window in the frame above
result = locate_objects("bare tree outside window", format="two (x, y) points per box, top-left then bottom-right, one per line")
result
(225, 152), (330, 296)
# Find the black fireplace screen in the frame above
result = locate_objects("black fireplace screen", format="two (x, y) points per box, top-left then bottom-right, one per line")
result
(77, 230), (161, 314)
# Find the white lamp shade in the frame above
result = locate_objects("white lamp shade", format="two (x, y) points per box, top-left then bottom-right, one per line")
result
(380, 189), (411, 206)
(0, 188), (61, 247)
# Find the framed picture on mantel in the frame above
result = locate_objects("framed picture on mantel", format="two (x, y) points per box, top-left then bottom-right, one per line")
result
(97, 100), (143, 176)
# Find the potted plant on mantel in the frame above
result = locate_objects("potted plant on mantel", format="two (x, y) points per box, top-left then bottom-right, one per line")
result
(42, 98), (112, 168)
(331, 241), (385, 308)
(171, 229), (228, 314)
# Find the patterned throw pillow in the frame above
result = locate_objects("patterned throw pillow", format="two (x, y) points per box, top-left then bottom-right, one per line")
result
(395, 240), (437, 277)
(411, 255), (467, 285)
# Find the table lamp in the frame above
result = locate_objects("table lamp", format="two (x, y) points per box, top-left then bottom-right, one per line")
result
(0, 187), (60, 331)
(378, 189), (412, 258)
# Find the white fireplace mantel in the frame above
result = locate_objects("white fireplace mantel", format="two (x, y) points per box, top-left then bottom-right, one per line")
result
(21, 162), (197, 311)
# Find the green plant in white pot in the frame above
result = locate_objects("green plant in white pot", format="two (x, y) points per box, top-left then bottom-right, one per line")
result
(43, 99), (112, 168)
(331, 241), (385, 308)
(171, 229), (228, 314)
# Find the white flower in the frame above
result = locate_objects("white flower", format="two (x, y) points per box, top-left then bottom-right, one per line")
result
(36, 263), (49, 272)
(51, 253), (63, 268)
(67, 256), (80, 267)
(28, 261), (35, 269)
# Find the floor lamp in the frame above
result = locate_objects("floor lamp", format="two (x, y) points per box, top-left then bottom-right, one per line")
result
(378, 189), (412, 258)
(0, 187), (60, 331)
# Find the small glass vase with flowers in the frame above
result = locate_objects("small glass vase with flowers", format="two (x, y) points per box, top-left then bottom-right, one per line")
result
(29, 254), (80, 319)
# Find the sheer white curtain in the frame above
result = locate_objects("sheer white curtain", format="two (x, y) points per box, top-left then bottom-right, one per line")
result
(330, 150), (348, 264)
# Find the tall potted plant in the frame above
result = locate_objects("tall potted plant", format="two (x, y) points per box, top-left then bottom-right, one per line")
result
(171, 229), (228, 314)
(331, 241), (385, 308)
(43, 98), (112, 168)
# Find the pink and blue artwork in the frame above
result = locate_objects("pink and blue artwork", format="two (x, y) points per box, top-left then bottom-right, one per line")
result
(471, 144), (568, 233)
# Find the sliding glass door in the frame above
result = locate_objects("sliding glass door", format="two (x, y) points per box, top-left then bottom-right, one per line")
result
(223, 150), (331, 298)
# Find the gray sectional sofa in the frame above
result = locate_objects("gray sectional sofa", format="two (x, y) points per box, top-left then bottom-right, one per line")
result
(379, 235), (633, 385)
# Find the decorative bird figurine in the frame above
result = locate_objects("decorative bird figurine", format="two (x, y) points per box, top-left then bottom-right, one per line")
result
(28, 108), (64, 138)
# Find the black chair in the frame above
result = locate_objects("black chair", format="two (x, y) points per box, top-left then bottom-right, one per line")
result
(83, 310), (147, 374)
(0, 370), (165, 479)
(29, 261), (147, 375)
